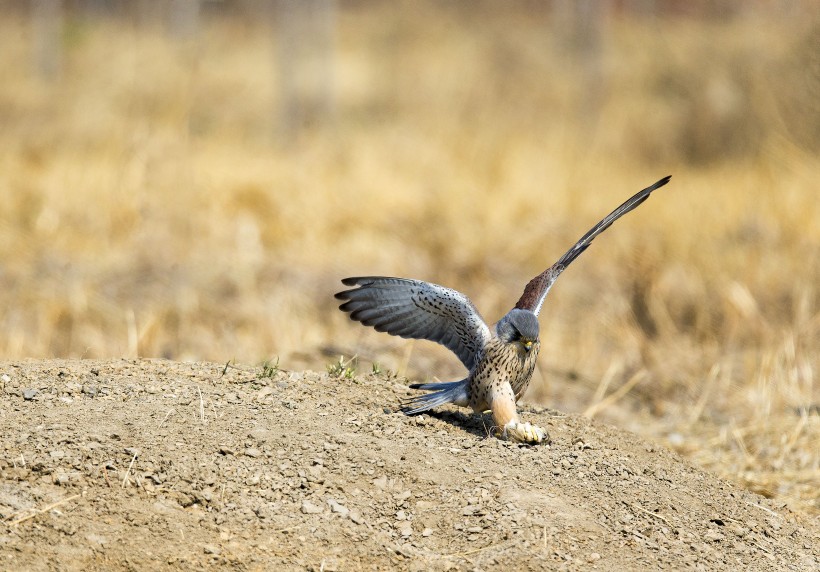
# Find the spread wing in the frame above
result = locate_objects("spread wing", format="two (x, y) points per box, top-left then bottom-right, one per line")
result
(515, 175), (671, 315)
(335, 276), (492, 371)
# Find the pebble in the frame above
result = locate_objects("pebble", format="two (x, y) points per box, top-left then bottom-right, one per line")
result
(248, 427), (273, 442)
(244, 448), (261, 458)
(256, 387), (274, 401)
(301, 500), (323, 514)
(328, 499), (349, 517)
(203, 544), (221, 555)
(23, 388), (38, 401)
(85, 534), (108, 546)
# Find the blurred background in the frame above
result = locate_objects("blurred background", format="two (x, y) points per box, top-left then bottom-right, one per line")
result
(0, 1), (817, 513)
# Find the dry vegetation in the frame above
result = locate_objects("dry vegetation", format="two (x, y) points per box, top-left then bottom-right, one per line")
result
(0, 2), (817, 516)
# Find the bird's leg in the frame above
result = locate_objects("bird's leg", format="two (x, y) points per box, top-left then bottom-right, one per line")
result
(490, 384), (549, 444)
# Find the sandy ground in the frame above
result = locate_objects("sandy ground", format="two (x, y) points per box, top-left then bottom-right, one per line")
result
(0, 359), (817, 571)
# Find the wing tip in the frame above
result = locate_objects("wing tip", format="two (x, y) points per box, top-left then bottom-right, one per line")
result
(335, 276), (376, 301)
(655, 175), (672, 188)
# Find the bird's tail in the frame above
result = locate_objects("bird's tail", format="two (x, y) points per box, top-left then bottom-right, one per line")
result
(401, 379), (469, 416)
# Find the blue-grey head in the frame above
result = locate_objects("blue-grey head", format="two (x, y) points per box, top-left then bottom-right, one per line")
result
(496, 308), (540, 352)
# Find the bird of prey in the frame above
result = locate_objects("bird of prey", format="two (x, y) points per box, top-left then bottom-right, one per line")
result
(335, 176), (671, 443)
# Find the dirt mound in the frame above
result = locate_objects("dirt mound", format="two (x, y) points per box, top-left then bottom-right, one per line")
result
(0, 359), (817, 571)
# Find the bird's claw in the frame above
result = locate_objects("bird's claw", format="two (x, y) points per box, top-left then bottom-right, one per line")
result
(501, 420), (549, 444)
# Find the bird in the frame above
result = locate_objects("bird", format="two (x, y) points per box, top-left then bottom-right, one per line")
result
(335, 176), (671, 443)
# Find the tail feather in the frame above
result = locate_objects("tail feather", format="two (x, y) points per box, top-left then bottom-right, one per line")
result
(401, 380), (468, 416)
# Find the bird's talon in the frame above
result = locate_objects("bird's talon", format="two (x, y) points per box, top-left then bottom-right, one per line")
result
(502, 420), (549, 444)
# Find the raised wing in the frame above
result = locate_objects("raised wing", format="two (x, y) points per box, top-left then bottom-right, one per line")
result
(335, 276), (492, 371)
(515, 176), (671, 315)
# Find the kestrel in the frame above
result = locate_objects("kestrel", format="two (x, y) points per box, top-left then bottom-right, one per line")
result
(336, 176), (671, 443)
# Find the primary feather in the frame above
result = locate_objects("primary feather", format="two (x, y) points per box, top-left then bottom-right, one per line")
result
(514, 175), (671, 315)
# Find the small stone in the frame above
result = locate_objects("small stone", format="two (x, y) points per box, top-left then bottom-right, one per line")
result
(86, 534), (107, 546)
(328, 499), (349, 518)
(171, 492), (194, 507)
(203, 544), (221, 555)
(23, 389), (37, 401)
(587, 553), (601, 562)
(301, 500), (323, 514)
(256, 387), (274, 401)
(218, 446), (235, 455)
(704, 530), (725, 542)
(244, 448), (261, 458)
(248, 427), (273, 442)
(349, 510), (364, 525)
(50, 450), (65, 459)
(422, 528), (434, 537)
(372, 476), (388, 490)
(1, 374), (10, 382)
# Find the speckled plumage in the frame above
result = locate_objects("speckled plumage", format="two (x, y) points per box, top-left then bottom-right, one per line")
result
(336, 176), (671, 443)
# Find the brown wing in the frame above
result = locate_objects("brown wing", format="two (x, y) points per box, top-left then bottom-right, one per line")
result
(514, 176), (671, 315)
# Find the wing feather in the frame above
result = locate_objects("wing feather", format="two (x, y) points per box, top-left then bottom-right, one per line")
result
(335, 276), (491, 371)
(515, 176), (671, 315)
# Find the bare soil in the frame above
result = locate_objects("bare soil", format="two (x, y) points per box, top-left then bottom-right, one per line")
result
(0, 359), (817, 571)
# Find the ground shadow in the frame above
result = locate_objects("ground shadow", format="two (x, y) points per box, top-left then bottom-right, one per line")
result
(389, 403), (565, 442)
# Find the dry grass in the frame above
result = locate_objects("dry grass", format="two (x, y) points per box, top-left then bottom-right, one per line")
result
(0, 3), (817, 514)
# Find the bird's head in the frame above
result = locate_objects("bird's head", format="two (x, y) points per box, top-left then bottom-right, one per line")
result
(496, 309), (540, 353)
